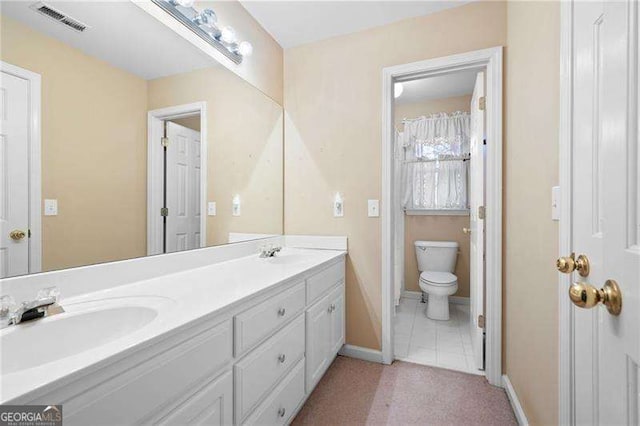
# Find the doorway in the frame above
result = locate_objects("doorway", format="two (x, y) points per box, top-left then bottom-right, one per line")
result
(381, 47), (503, 387)
(147, 102), (207, 256)
(0, 61), (41, 278)
(392, 69), (485, 375)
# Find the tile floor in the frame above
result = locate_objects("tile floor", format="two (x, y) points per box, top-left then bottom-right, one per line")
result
(394, 297), (483, 375)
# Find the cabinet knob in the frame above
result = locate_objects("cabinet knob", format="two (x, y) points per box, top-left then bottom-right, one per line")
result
(278, 407), (286, 418)
(278, 353), (286, 363)
(277, 307), (286, 317)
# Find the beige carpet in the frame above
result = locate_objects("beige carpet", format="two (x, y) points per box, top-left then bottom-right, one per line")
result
(292, 356), (517, 426)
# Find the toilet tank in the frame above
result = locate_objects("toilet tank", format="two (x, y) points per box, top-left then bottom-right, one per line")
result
(414, 241), (459, 273)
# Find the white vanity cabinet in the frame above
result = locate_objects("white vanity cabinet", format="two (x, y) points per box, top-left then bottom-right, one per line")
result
(9, 253), (346, 426)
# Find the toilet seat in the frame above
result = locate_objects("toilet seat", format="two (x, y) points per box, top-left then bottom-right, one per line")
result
(419, 271), (457, 286)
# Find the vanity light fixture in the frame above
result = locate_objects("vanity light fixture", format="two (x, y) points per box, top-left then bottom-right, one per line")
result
(152, 0), (253, 64)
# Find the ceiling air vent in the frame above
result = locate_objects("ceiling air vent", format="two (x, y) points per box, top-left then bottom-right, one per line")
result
(29, 2), (89, 33)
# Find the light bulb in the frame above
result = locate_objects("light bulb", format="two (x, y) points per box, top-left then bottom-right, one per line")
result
(394, 82), (404, 99)
(238, 41), (253, 56)
(221, 26), (236, 44)
(175, 0), (195, 7)
(194, 9), (217, 29)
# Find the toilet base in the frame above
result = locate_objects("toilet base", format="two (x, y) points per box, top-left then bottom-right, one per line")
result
(425, 294), (450, 321)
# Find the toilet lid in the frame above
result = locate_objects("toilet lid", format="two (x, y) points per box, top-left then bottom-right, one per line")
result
(419, 271), (457, 285)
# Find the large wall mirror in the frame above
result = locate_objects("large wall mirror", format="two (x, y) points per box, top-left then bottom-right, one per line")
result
(0, 1), (284, 278)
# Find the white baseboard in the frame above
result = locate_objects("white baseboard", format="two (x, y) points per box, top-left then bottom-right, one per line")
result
(502, 375), (529, 426)
(338, 344), (383, 363)
(401, 290), (470, 305)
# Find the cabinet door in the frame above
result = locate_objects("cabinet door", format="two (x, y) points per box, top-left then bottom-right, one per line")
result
(305, 293), (331, 393)
(329, 283), (345, 356)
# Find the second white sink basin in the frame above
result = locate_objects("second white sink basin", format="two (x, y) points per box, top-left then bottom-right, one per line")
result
(1, 296), (171, 375)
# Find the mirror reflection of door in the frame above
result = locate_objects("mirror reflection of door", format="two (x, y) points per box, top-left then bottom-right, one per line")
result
(164, 119), (201, 254)
(0, 63), (39, 279)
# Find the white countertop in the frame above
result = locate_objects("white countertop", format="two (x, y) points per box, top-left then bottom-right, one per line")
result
(0, 247), (346, 404)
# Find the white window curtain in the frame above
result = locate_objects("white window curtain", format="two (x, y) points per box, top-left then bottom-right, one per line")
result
(398, 112), (470, 210)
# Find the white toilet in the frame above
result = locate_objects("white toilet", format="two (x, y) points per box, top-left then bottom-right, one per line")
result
(414, 240), (459, 321)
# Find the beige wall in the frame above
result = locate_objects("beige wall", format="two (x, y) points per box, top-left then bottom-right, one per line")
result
(284, 1), (507, 351)
(1, 15), (149, 272)
(148, 67), (284, 246)
(396, 95), (472, 296)
(197, 1), (283, 104)
(504, 2), (559, 425)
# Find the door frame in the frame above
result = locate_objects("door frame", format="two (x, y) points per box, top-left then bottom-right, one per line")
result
(0, 61), (42, 274)
(558, 2), (574, 424)
(381, 46), (503, 386)
(147, 102), (207, 255)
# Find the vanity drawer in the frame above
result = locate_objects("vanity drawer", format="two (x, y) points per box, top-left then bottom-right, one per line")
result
(151, 370), (233, 425)
(234, 281), (305, 356)
(64, 319), (232, 426)
(234, 314), (305, 422)
(242, 358), (305, 426)
(306, 259), (345, 304)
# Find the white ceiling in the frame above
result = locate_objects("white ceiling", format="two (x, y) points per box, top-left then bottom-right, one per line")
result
(395, 69), (477, 104)
(0, 1), (218, 80)
(239, 1), (471, 48)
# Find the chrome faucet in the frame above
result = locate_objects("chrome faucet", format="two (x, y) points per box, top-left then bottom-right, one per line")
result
(0, 287), (64, 330)
(259, 244), (282, 258)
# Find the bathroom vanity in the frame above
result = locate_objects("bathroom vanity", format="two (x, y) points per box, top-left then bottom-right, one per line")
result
(0, 237), (346, 425)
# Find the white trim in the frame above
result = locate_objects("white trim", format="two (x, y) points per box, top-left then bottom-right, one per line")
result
(558, 2), (574, 425)
(502, 375), (530, 426)
(338, 344), (383, 363)
(382, 47), (503, 387)
(401, 290), (469, 305)
(147, 102), (208, 256)
(0, 61), (42, 274)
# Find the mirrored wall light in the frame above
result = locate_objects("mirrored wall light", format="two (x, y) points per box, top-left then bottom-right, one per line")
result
(153, 0), (254, 64)
(394, 82), (404, 99)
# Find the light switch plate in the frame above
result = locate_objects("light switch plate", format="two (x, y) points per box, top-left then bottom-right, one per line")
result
(44, 199), (58, 216)
(551, 186), (560, 221)
(207, 202), (217, 216)
(368, 199), (380, 217)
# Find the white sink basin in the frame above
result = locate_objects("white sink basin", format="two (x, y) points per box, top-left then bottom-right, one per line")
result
(1, 297), (170, 375)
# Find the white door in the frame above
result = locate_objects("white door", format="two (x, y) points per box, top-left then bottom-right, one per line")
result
(570, 1), (640, 424)
(0, 70), (30, 278)
(165, 121), (201, 253)
(469, 71), (485, 371)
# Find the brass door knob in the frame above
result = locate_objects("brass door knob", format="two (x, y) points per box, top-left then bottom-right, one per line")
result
(9, 230), (26, 241)
(569, 279), (622, 316)
(462, 227), (471, 234)
(557, 253), (590, 277)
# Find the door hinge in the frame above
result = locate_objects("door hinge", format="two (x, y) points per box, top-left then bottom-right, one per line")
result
(478, 314), (485, 329)
(479, 96), (486, 111)
(160, 207), (169, 217)
(161, 137), (169, 147)
(478, 205), (486, 219)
